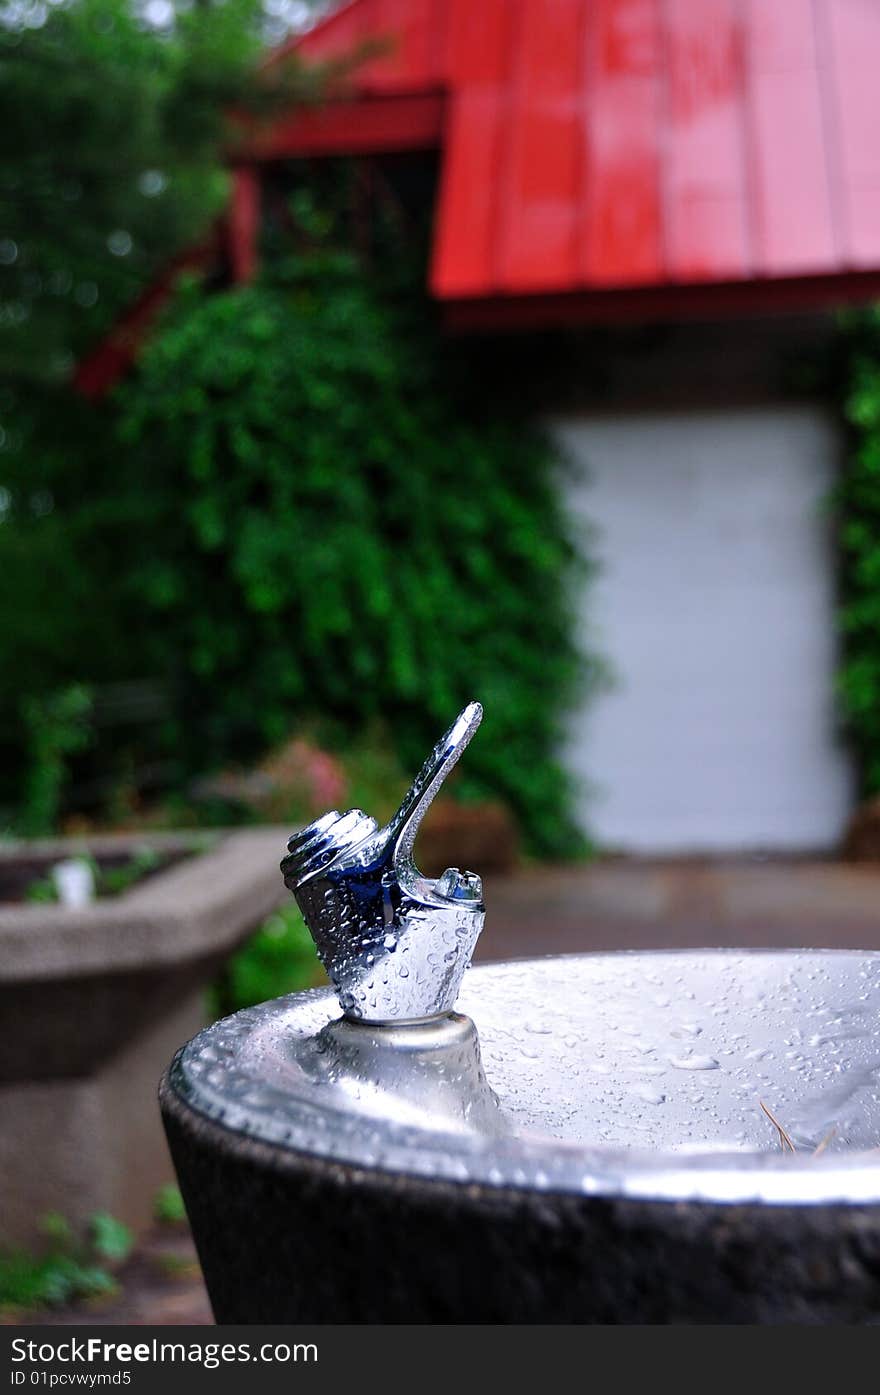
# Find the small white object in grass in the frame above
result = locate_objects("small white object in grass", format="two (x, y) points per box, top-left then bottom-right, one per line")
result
(52, 857), (95, 909)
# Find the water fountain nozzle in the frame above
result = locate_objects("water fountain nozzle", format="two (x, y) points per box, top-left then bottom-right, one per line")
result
(281, 702), (486, 1023)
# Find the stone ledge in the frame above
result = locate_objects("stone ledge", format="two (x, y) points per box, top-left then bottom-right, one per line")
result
(0, 826), (294, 1245)
(0, 826), (290, 982)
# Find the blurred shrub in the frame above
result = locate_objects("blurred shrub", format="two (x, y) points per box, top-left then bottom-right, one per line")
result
(89, 1211), (134, 1263)
(0, 0), (342, 832)
(836, 307), (880, 792)
(0, 1210), (131, 1315)
(153, 1184), (187, 1226)
(0, 9), (599, 855)
(111, 234), (595, 854)
(211, 902), (323, 1017)
(0, 0), (335, 385)
(18, 685), (93, 837)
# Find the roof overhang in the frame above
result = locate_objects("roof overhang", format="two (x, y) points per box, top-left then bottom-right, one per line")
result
(74, 0), (880, 396)
(443, 270), (880, 334)
(234, 90), (445, 161)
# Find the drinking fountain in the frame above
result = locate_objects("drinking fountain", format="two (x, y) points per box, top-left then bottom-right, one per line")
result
(161, 703), (880, 1323)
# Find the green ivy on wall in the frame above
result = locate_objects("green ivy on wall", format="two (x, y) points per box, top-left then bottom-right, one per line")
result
(836, 306), (880, 794)
(0, 1), (602, 855)
(113, 222), (599, 855)
(0, 159), (601, 855)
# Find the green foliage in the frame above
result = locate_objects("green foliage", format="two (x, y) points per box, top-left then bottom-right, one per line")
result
(113, 238), (594, 853)
(836, 307), (880, 791)
(18, 685), (93, 837)
(212, 902), (322, 1017)
(0, 1249), (114, 1313)
(100, 843), (162, 893)
(0, 0), (339, 827)
(100, 847), (140, 893)
(0, 1210), (130, 1315)
(0, 6), (598, 854)
(153, 1183), (187, 1226)
(332, 727), (410, 829)
(23, 873), (58, 904)
(0, 386), (150, 825)
(23, 845), (162, 902)
(1, 0), (237, 383)
(0, 0), (329, 386)
(89, 1211), (133, 1263)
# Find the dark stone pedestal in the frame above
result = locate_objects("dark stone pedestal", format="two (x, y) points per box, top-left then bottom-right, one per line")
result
(160, 1077), (880, 1325)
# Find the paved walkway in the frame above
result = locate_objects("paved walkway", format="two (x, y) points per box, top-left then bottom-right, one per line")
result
(478, 857), (880, 960)
(15, 855), (880, 1327)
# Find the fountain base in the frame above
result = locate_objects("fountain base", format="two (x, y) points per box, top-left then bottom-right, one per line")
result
(161, 950), (880, 1323)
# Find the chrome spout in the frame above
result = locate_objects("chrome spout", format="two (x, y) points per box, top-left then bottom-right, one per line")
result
(281, 702), (486, 1023)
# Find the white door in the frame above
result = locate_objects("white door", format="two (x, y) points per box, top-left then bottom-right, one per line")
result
(554, 405), (854, 853)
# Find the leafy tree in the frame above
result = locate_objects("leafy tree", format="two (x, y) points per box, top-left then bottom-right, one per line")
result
(0, 0), (328, 384)
(0, 4), (597, 855)
(0, 0), (334, 822)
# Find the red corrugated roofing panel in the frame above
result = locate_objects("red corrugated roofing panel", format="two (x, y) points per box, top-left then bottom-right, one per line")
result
(423, 0), (880, 303)
(494, 0), (583, 292)
(282, 0), (449, 91)
(94, 0), (880, 384)
(430, 0), (513, 295)
(199, 0), (880, 309)
(422, 0), (880, 302)
(661, 0), (751, 281)
(580, 0), (663, 287)
(744, 0), (837, 277)
(823, 0), (880, 267)
(79, 0), (880, 396)
(280, 0), (880, 302)
(446, 0), (511, 86)
(294, 0), (369, 64)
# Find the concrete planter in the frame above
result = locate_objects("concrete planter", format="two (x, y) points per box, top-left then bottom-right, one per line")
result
(0, 826), (288, 1248)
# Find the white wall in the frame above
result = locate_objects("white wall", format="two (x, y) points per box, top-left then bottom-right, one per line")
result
(554, 405), (854, 853)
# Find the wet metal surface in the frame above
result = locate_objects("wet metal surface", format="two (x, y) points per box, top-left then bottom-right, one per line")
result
(172, 949), (880, 1206)
(282, 704), (485, 1023)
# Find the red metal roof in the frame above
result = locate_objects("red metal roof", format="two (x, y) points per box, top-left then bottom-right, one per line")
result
(274, 0), (880, 316)
(75, 0), (880, 395)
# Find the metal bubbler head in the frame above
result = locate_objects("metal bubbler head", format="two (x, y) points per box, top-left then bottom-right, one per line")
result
(281, 703), (485, 1024)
